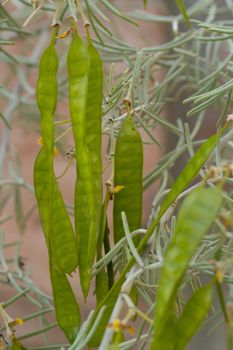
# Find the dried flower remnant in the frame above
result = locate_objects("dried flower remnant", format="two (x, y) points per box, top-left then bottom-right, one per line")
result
(0, 305), (24, 341)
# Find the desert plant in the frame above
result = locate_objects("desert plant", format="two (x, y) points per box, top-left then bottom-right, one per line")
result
(1, 1), (233, 349)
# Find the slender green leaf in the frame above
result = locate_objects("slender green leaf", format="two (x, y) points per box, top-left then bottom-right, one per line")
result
(151, 186), (222, 348)
(152, 308), (176, 350)
(175, 284), (213, 350)
(158, 131), (221, 218)
(176, 0), (190, 25)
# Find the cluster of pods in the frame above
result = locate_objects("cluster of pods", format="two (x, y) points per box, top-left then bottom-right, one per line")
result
(34, 20), (143, 341)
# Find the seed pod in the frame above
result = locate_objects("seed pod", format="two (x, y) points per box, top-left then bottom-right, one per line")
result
(67, 25), (98, 297)
(49, 247), (80, 343)
(35, 27), (77, 274)
(34, 148), (78, 274)
(113, 111), (143, 246)
(86, 37), (103, 243)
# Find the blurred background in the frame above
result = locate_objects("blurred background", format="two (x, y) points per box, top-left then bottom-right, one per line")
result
(0, 0), (231, 348)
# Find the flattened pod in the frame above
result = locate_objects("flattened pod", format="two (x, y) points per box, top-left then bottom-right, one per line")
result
(86, 39), (103, 241)
(67, 27), (96, 297)
(113, 112), (143, 245)
(34, 148), (78, 274)
(86, 39), (104, 302)
(50, 249), (80, 342)
(35, 27), (77, 275)
(36, 26), (58, 155)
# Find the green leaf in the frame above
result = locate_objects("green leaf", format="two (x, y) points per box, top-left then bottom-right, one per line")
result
(158, 131), (220, 219)
(176, 0), (190, 25)
(151, 186), (222, 348)
(96, 268), (109, 306)
(87, 127), (224, 347)
(175, 284), (213, 350)
(152, 308), (176, 350)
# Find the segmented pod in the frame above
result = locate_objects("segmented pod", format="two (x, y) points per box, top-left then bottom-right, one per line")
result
(34, 148), (78, 274)
(86, 38), (103, 241)
(34, 27), (80, 341)
(113, 111), (143, 245)
(50, 248), (80, 343)
(67, 26), (97, 297)
(36, 26), (58, 155)
(86, 36), (104, 303)
(35, 27), (77, 274)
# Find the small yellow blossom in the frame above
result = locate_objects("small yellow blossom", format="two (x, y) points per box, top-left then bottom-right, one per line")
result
(113, 186), (124, 194)
(111, 319), (121, 332)
(15, 319), (24, 326)
(0, 305), (24, 342)
(8, 318), (24, 329)
(107, 319), (135, 335)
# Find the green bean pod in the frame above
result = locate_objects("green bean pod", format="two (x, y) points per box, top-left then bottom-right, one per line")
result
(67, 27), (97, 297)
(113, 112), (143, 245)
(34, 148), (78, 274)
(36, 26), (58, 156)
(86, 37), (103, 240)
(86, 36), (104, 303)
(35, 27), (77, 274)
(49, 247), (80, 343)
